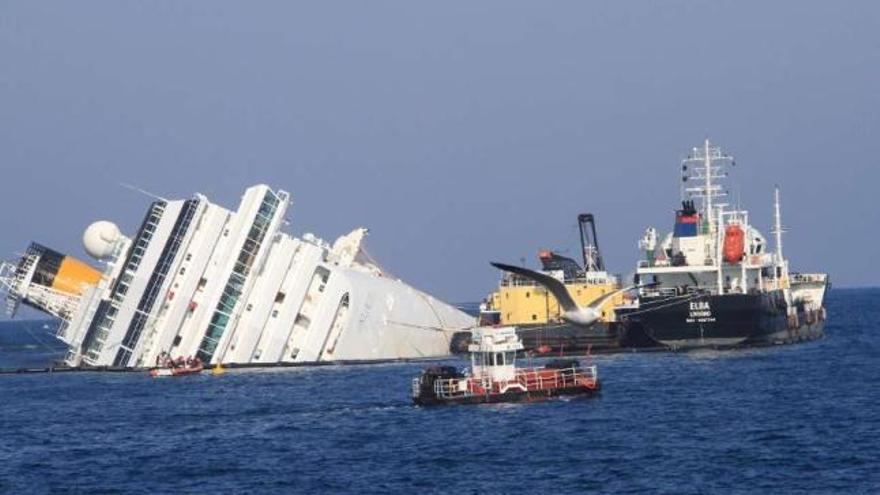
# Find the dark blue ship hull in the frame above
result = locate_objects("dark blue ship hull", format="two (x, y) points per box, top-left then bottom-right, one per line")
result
(617, 290), (825, 350)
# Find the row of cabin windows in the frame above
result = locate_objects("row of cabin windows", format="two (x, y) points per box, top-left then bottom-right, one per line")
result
(478, 351), (516, 366)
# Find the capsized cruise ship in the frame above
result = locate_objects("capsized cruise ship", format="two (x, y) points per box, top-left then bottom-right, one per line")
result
(0, 184), (474, 368)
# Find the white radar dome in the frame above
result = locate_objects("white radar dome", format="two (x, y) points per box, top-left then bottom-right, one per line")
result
(83, 221), (123, 260)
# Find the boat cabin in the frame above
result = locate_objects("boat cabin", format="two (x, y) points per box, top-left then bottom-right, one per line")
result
(468, 326), (524, 383)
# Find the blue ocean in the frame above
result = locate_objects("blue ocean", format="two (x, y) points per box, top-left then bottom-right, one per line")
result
(1, 289), (878, 494)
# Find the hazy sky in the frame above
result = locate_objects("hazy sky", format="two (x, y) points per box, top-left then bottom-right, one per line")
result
(2, 2), (878, 305)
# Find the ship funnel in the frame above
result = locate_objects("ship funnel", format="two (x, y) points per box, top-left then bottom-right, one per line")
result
(0, 243), (102, 318)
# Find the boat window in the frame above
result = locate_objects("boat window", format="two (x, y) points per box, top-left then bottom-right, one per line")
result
(505, 351), (515, 364)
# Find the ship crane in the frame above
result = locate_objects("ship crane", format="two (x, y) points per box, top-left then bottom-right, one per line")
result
(577, 213), (605, 273)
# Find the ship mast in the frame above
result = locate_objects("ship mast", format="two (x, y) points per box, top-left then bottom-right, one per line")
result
(682, 139), (731, 231)
(704, 139), (714, 228)
(772, 185), (786, 284)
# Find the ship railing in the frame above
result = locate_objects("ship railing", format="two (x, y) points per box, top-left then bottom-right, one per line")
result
(431, 377), (473, 399)
(640, 259), (673, 268)
(499, 274), (617, 287)
(640, 286), (709, 298)
(515, 365), (598, 392)
(790, 273), (827, 285)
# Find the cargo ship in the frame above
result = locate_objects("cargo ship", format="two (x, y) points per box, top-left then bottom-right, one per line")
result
(618, 139), (828, 349)
(480, 139), (827, 354)
(0, 184), (474, 368)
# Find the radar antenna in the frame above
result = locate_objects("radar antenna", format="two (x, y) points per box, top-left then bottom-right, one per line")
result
(681, 138), (734, 229)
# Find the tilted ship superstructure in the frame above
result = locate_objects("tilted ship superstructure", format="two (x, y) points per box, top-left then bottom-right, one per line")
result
(619, 139), (828, 348)
(0, 184), (474, 368)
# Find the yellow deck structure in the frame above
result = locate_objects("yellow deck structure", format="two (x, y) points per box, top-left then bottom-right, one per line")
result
(489, 279), (624, 325)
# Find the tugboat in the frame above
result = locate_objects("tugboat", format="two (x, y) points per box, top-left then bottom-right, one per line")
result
(412, 326), (600, 406)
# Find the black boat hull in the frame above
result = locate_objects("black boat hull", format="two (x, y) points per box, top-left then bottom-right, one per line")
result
(618, 290), (825, 350)
(413, 382), (601, 406)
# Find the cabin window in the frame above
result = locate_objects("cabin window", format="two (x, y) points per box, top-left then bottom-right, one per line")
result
(525, 292), (530, 298)
(532, 314), (537, 321)
(179, 267), (186, 275)
(275, 292), (286, 304)
(185, 253), (192, 261)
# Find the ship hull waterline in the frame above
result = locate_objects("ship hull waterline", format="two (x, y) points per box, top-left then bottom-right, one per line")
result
(413, 383), (602, 406)
(461, 303), (825, 356)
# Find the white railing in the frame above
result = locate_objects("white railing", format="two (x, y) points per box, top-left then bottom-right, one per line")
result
(790, 273), (827, 285)
(500, 274), (618, 287)
(640, 286), (710, 298)
(411, 378), (421, 398)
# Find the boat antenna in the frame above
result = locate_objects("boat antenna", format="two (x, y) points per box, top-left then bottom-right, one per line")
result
(772, 185), (786, 269)
(119, 182), (168, 202)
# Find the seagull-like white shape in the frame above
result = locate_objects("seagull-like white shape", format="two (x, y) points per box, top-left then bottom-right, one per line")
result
(491, 262), (641, 327)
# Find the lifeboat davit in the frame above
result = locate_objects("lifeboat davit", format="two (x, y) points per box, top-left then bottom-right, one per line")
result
(723, 225), (745, 263)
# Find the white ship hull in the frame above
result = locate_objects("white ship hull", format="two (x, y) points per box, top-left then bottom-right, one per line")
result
(0, 184), (473, 368)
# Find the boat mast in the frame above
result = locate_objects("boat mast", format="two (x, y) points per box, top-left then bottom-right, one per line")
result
(704, 138), (713, 229)
(772, 185), (786, 284)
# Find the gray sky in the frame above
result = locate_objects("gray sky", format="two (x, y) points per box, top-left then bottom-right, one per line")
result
(2, 1), (878, 305)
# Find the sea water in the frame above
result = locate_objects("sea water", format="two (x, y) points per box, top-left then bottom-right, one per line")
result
(0, 289), (877, 493)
